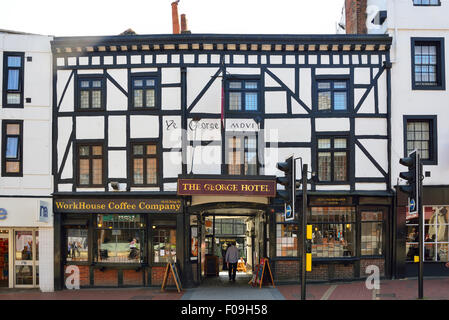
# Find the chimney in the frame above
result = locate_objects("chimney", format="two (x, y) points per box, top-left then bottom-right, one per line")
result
(344, 0), (367, 34)
(171, 1), (180, 34)
(180, 14), (190, 34)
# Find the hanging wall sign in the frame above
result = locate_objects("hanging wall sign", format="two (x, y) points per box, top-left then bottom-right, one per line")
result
(54, 198), (183, 213)
(39, 201), (49, 223)
(177, 178), (276, 197)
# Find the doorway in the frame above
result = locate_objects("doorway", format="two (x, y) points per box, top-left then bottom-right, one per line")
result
(196, 213), (267, 286)
(14, 230), (39, 287)
(0, 230), (9, 287)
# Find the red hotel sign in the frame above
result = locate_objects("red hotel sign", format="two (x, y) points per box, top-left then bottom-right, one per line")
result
(177, 178), (276, 197)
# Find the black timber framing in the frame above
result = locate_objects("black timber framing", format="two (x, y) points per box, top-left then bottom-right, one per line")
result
(51, 33), (393, 286)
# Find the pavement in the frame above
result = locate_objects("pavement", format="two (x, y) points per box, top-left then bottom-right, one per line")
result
(0, 274), (448, 300)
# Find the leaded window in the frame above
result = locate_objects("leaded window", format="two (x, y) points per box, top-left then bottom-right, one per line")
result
(131, 142), (158, 186)
(131, 77), (156, 108)
(317, 137), (348, 182)
(226, 135), (258, 175)
(317, 80), (348, 111)
(361, 211), (383, 256)
(276, 212), (298, 257)
(78, 78), (104, 110)
(77, 144), (104, 187)
(227, 79), (260, 111)
(309, 207), (356, 258)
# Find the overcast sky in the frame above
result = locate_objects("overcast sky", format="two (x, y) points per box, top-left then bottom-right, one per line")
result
(0, 0), (345, 37)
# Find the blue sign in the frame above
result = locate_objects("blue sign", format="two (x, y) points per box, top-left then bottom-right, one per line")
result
(409, 198), (417, 214)
(0, 209), (7, 220)
(39, 201), (49, 223)
(285, 204), (294, 221)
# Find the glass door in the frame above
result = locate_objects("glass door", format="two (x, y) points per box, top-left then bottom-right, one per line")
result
(0, 230), (9, 287)
(14, 230), (38, 287)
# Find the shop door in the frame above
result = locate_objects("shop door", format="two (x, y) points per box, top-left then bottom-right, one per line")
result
(14, 230), (39, 287)
(0, 231), (9, 287)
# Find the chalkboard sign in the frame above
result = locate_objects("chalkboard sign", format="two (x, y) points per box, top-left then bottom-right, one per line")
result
(250, 258), (275, 288)
(161, 260), (182, 293)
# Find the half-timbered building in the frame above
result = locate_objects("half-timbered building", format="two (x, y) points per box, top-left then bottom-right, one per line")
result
(51, 32), (392, 289)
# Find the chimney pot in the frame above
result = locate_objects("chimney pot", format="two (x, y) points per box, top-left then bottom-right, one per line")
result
(171, 1), (180, 34)
(181, 14), (188, 33)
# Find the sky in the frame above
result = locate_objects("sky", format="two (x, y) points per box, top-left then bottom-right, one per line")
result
(0, 0), (345, 37)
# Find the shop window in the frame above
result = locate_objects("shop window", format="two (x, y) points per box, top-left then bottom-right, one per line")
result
(66, 227), (88, 262)
(309, 207), (356, 258)
(316, 79), (349, 112)
(226, 79), (260, 112)
(95, 214), (145, 264)
(77, 143), (104, 187)
(275, 212), (298, 257)
(152, 220), (176, 264)
(131, 142), (158, 186)
(411, 38), (445, 90)
(77, 77), (105, 110)
(317, 137), (349, 182)
(406, 206), (448, 262)
(2, 120), (23, 177)
(131, 77), (157, 109)
(226, 134), (258, 176)
(2, 52), (24, 108)
(361, 211), (383, 256)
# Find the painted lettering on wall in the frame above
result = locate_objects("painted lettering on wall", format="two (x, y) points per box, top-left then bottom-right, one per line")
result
(166, 120), (178, 130)
(54, 199), (183, 213)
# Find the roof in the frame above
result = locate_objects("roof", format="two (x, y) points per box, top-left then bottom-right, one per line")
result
(51, 33), (392, 54)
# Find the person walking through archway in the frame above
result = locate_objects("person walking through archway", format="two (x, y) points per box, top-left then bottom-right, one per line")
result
(225, 242), (239, 282)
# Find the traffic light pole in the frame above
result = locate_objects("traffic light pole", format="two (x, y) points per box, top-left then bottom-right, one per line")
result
(418, 157), (423, 299)
(301, 163), (308, 301)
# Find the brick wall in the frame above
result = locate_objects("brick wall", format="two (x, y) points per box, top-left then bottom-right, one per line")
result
(333, 264), (354, 280)
(94, 269), (118, 287)
(123, 270), (144, 286)
(360, 258), (385, 277)
(64, 265), (90, 287)
(151, 266), (175, 286)
(308, 264), (329, 281)
(345, 0), (367, 34)
(274, 260), (299, 281)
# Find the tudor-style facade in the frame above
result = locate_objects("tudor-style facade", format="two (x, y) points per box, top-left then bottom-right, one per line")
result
(51, 33), (392, 289)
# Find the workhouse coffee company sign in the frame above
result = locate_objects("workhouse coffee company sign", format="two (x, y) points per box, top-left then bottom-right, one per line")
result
(177, 178), (276, 197)
(54, 198), (182, 213)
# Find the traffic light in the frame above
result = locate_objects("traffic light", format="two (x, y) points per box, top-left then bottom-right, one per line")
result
(399, 150), (419, 214)
(276, 156), (294, 204)
(276, 156), (300, 221)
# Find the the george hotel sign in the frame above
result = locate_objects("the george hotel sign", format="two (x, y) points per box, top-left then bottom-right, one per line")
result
(177, 178), (276, 197)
